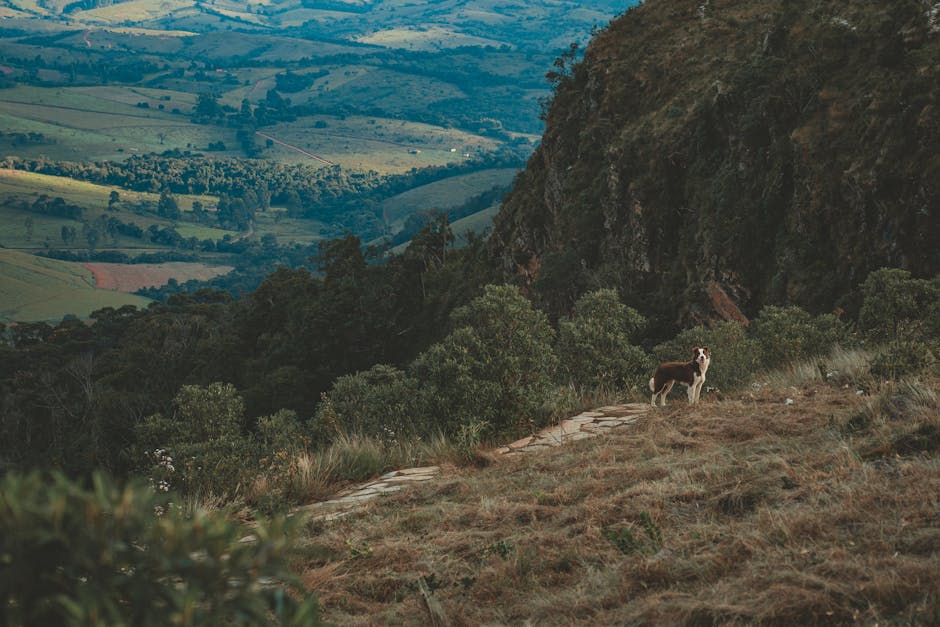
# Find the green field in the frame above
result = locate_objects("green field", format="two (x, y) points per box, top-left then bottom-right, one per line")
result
(0, 86), (241, 161)
(381, 167), (516, 228)
(254, 210), (327, 246)
(0, 169), (216, 212)
(0, 170), (234, 249)
(0, 248), (151, 322)
(258, 116), (501, 174)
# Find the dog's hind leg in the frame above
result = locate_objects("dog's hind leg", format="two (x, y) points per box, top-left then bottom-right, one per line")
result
(660, 380), (675, 406)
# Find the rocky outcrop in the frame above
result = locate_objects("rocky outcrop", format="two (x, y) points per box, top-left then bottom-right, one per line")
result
(491, 0), (940, 331)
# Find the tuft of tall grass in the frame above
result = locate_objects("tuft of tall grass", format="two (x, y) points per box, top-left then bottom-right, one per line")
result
(252, 431), (472, 508)
(758, 346), (873, 390)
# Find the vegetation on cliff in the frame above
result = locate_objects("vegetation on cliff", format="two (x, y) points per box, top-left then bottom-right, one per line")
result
(492, 0), (940, 332)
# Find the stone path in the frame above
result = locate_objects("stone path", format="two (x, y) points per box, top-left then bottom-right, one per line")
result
(494, 403), (650, 455)
(296, 403), (650, 521)
(296, 466), (441, 521)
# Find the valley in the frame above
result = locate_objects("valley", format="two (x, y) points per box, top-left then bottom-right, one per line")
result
(0, 0), (634, 321)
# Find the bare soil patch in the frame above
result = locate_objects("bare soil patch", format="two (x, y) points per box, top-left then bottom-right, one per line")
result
(83, 262), (233, 292)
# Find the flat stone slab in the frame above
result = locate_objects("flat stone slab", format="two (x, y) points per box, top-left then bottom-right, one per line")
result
(397, 466), (440, 475)
(563, 431), (597, 442)
(385, 474), (434, 482)
(375, 485), (403, 493)
(560, 419), (585, 432)
(508, 435), (534, 449)
(537, 427), (565, 441)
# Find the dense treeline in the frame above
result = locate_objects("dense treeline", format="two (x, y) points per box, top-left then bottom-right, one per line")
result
(3, 154), (524, 239)
(0, 229), (499, 477)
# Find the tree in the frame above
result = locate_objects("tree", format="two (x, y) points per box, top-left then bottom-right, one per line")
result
(556, 289), (651, 392)
(410, 284), (558, 437)
(404, 211), (454, 298)
(157, 191), (180, 220)
(859, 268), (940, 342)
(107, 190), (119, 210)
(23, 216), (33, 241)
(0, 470), (321, 626)
(137, 382), (251, 497)
(193, 93), (221, 121)
(317, 234), (366, 285)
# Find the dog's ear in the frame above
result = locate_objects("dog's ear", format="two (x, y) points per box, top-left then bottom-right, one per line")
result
(702, 346), (710, 355)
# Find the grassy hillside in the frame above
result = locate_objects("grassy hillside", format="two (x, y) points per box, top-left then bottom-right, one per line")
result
(257, 116), (502, 174)
(0, 248), (151, 321)
(0, 86), (238, 162)
(0, 169), (215, 212)
(0, 169), (233, 250)
(382, 168), (516, 227)
(302, 366), (940, 624)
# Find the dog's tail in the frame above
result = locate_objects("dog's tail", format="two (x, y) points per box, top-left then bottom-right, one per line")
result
(648, 377), (656, 392)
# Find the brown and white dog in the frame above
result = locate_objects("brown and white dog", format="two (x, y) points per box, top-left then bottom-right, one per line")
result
(649, 347), (711, 406)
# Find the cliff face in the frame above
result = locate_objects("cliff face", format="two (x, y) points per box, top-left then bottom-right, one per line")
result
(491, 0), (940, 329)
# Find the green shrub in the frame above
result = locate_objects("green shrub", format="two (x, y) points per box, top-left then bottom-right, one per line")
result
(137, 383), (259, 499)
(870, 341), (937, 380)
(315, 364), (430, 442)
(410, 284), (559, 438)
(0, 471), (321, 626)
(556, 289), (653, 392)
(859, 269), (940, 342)
(654, 321), (760, 393)
(750, 305), (848, 367)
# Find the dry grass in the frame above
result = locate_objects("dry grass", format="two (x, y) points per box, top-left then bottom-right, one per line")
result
(296, 372), (940, 625)
(245, 432), (471, 508)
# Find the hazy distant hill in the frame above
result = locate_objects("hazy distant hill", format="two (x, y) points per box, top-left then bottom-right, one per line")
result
(1, 0), (630, 50)
(491, 0), (940, 329)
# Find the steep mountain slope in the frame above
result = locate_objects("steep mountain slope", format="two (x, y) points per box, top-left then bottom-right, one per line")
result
(491, 0), (940, 329)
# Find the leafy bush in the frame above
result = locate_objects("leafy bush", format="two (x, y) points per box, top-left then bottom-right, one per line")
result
(859, 269), (940, 342)
(556, 289), (652, 392)
(750, 305), (848, 367)
(410, 284), (559, 438)
(653, 321), (760, 393)
(137, 383), (259, 499)
(870, 341), (937, 380)
(0, 471), (321, 626)
(315, 365), (430, 442)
